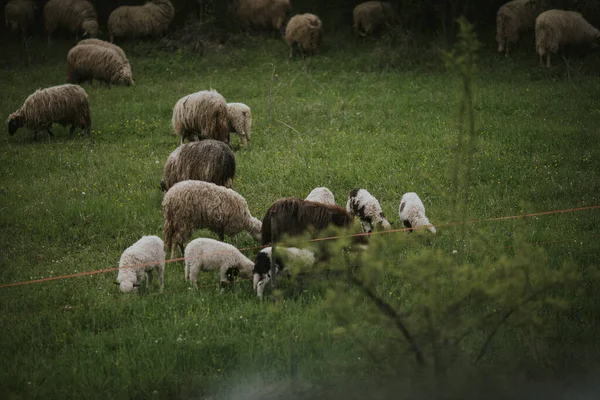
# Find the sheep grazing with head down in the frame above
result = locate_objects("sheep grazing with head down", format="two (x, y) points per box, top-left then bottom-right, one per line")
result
(67, 43), (134, 86)
(261, 198), (353, 246)
(184, 238), (254, 289)
(172, 90), (230, 146)
(496, 0), (539, 56)
(161, 139), (236, 192)
(162, 180), (262, 259)
(108, 0), (175, 42)
(285, 13), (324, 58)
(5, 0), (37, 39)
(233, 0), (292, 32)
(44, 0), (98, 42)
(7, 84), (91, 140)
(535, 9), (600, 68)
(353, 1), (396, 36)
(226, 103), (252, 148)
(253, 246), (315, 298)
(346, 188), (391, 233)
(116, 235), (165, 294)
(399, 192), (436, 234)
(305, 187), (336, 205)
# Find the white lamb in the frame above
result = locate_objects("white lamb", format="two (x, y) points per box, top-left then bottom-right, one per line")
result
(184, 238), (254, 289)
(305, 187), (336, 205)
(346, 188), (391, 233)
(226, 102), (252, 148)
(253, 246), (315, 298)
(399, 192), (436, 233)
(116, 235), (165, 293)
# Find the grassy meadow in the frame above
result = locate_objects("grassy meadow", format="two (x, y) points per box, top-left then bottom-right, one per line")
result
(1, 29), (600, 399)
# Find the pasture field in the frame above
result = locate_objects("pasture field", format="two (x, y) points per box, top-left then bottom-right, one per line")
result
(1, 31), (600, 399)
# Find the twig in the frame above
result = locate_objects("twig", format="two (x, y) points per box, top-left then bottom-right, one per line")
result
(276, 119), (300, 134)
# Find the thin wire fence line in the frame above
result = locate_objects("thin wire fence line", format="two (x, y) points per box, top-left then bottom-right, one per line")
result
(0, 204), (598, 290)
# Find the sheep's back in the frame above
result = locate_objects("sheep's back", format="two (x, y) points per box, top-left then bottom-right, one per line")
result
(17, 84), (89, 130)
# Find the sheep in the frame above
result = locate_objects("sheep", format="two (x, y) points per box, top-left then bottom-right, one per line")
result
(535, 9), (600, 68)
(399, 192), (436, 234)
(66, 43), (134, 86)
(305, 187), (336, 205)
(5, 0), (37, 39)
(261, 198), (354, 246)
(226, 103), (252, 148)
(233, 0), (292, 32)
(252, 246), (315, 298)
(496, 0), (539, 56)
(44, 0), (98, 42)
(172, 90), (230, 146)
(7, 84), (91, 140)
(160, 139), (236, 192)
(285, 13), (324, 58)
(346, 188), (391, 234)
(184, 238), (254, 289)
(162, 180), (262, 259)
(116, 235), (165, 293)
(353, 1), (396, 36)
(108, 0), (175, 42)
(77, 38), (129, 63)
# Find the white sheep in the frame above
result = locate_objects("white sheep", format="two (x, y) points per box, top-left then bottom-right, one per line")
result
(535, 9), (600, 68)
(399, 192), (436, 233)
(285, 13), (323, 58)
(496, 0), (539, 56)
(184, 238), (254, 289)
(116, 235), (165, 293)
(305, 187), (336, 205)
(44, 0), (98, 42)
(226, 102), (252, 147)
(172, 89), (230, 145)
(346, 188), (391, 233)
(233, 0), (292, 32)
(108, 0), (175, 42)
(162, 180), (262, 259)
(252, 246), (315, 298)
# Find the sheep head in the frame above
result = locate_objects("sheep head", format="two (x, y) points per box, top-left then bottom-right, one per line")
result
(7, 115), (24, 136)
(249, 217), (262, 241)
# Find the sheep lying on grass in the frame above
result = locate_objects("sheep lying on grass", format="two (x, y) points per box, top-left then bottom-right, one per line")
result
(7, 84), (91, 140)
(261, 198), (353, 245)
(305, 187), (336, 205)
(184, 238), (254, 289)
(346, 188), (391, 233)
(226, 102), (252, 147)
(44, 0), (98, 42)
(172, 89), (230, 145)
(5, 0), (37, 39)
(161, 139), (236, 192)
(399, 192), (436, 233)
(496, 0), (539, 56)
(162, 180), (262, 259)
(353, 1), (396, 36)
(116, 235), (165, 293)
(285, 13), (323, 58)
(253, 246), (315, 298)
(535, 9), (600, 68)
(233, 0), (291, 32)
(67, 42), (134, 86)
(108, 0), (175, 42)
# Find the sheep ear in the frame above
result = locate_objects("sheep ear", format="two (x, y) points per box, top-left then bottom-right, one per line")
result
(113, 281), (120, 285)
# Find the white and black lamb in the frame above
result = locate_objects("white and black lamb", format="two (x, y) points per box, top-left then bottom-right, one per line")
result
(399, 192), (436, 233)
(346, 188), (391, 233)
(253, 246), (315, 298)
(116, 235), (165, 293)
(305, 187), (336, 205)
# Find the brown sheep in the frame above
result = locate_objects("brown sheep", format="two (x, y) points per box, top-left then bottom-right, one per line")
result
(285, 13), (323, 58)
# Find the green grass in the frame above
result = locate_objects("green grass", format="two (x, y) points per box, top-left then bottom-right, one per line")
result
(1, 33), (600, 399)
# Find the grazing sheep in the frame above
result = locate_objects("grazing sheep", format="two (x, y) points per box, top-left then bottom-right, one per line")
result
(44, 0), (98, 42)
(285, 13), (324, 58)
(162, 180), (262, 259)
(7, 84), (91, 140)
(305, 187), (336, 205)
(172, 89), (230, 146)
(535, 9), (600, 68)
(184, 238), (254, 289)
(226, 103), (252, 147)
(233, 0), (292, 32)
(77, 38), (128, 62)
(160, 139), (236, 192)
(353, 1), (396, 36)
(66, 43), (134, 86)
(116, 235), (165, 293)
(261, 198), (353, 245)
(496, 0), (539, 56)
(253, 246), (315, 298)
(5, 0), (37, 38)
(108, 0), (175, 42)
(399, 192), (436, 233)
(346, 188), (391, 233)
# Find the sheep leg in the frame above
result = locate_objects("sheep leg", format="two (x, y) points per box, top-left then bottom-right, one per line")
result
(70, 125), (75, 136)
(184, 261), (189, 282)
(546, 54), (551, 68)
(230, 234), (237, 247)
(158, 265), (165, 292)
(146, 269), (154, 291)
